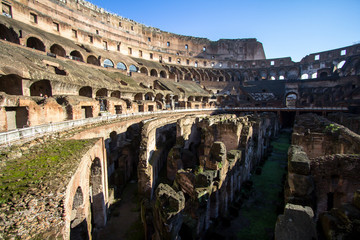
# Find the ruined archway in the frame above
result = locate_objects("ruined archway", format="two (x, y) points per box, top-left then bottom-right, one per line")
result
(0, 75), (23, 95)
(103, 59), (114, 68)
(70, 186), (89, 240)
(129, 65), (138, 72)
(96, 88), (108, 97)
(79, 86), (92, 98)
(70, 50), (84, 62)
(87, 55), (100, 66)
(134, 93), (143, 101)
(26, 37), (45, 52)
(90, 158), (106, 230)
(145, 92), (154, 101)
(0, 24), (19, 44)
(160, 70), (167, 78)
(155, 93), (164, 102)
(116, 62), (127, 70)
(111, 91), (121, 98)
(50, 44), (66, 57)
(150, 69), (158, 77)
(30, 80), (52, 97)
(140, 67), (148, 75)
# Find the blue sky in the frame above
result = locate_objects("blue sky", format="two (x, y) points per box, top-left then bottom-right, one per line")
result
(89, 0), (360, 62)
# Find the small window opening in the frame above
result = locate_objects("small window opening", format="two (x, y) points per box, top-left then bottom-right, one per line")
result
(186, 59), (190, 65)
(117, 43), (121, 51)
(72, 29), (77, 38)
(195, 61), (198, 67)
(88, 35), (93, 43)
(2, 3), (12, 18)
(103, 41), (107, 50)
(177, 58), (181, 64)
(203, 61), (207, 67)
(119, 22), (122, 27)
(148, 37), (151, 42)
(150, 53), (153, 59)
(340, 49), (346, 56)
(185, 44), (188, 50)
(314, 54), (320, 60)
(53, 22), (59, 32)
(167, 41), (170, 47)
(96, 29), (99, 34)
(270, 60), (275, 66)
(131, 26), (134, 31)
(139, 50), (143, 57)
(128, 47), (132, 55)
(203, 46), (206, 52)
(30, 13), (37, 24)
(168, 57), (172, 62)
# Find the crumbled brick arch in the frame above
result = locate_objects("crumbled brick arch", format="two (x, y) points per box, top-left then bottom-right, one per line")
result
(0, 74), (23, 95)
(26, 36), (45, 52)
(70, 50), (84, 62)
(87, 55), (100, 66)
(134, 93), (143, 101)
(155, 93), (164, 102)
(79, 86), (93, 98)
(96, 88), (108, 97)
(70, 186), (88, 240)
(30, 80), (52, 97)
(159, 70), (167, 78)
(90, 157), (106, 229)
(140, 66), (148, 75)
(50, 44), (66, 57)
(145, 92), (154, 100)
(103, 59), (114, 68)
(150, 69), (158, 77)
(0, 24), (19, 44)
(116, 62), (127, 70)
(110, 90), (121, 98)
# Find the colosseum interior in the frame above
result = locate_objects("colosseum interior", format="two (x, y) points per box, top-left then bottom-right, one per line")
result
(0, 0), (359, 239)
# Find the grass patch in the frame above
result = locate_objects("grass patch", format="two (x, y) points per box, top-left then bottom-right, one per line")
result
(0, 139), (97, 204)
(236, 132), (290, 239)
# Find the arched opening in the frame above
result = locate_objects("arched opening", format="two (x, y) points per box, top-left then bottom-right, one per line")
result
(134, 93), (143, 101)
(79, 86), (92, 98)
(96, 88), (108, 97)
(301, 73), (309, 80)
(70, 186), (89, 240)
(140, 67), (148, 75)
(30, 80), (52, 97)
(155, 93), (163, 102)
(0, 24), (20, 44)
(111, 91), (121, 98)
(90, 158), (106, 230)
(70, 50), (84, 62)
(185, 73), (191, 80)
(219, 76), (224, 82)
(87, 55), (100, 66)
(0, 75), (23, 95)
(129, 65), (138, 72)
(145, 92), (154, 101)
(26, 37), (45, 52)
(286, 93), (297, 108)
(50, 44), (66, 57)
(312, 72), (318, 79)
(337, 60), (346, 69)
(188, 96), (194, 101)
(279, 75), (285, 80)
(103, 59), (114, 68)
(319, 72), (328, 78)
(150, 69), (158, 77)
(160, 70), (167, 78)
(116, 62), (127, 70)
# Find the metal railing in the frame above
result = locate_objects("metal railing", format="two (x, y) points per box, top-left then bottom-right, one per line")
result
(0, 106), (347, 146)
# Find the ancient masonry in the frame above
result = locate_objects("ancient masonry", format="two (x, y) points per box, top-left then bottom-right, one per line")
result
(0, 0), (359, 239)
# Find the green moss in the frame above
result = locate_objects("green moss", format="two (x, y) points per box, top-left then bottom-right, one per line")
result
(0, 139), (97, 204)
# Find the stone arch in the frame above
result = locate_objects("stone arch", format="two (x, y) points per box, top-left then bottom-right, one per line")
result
(79, 86), (92, 98)
(160, 70), (167, 78)
(134, 93), (143, 101)
(0, 74), (23, 95)
(87, 55), (100, 66)
(70, 186), (88, 240)
(145, 92), (154, 101)
(155, 93), (164, 102)
(70, 50), (84, 62)
(287, 68), (299, 80)
(103, 59), (114, 68)
(26, 37), (45, 52)
(96, 88), (108, 97)
(129, 65), (138, 72)
(150, 69), (158, 77)
(140, 67), (148, 75)
(116, 62), (127, 70)
(90, 158), (106, 229)
(110, 91), (121, 98)
(285, 92), (297, 108)
(30, 80), (52, 97)
(50, 44), (66, 57)
(0, 24), (20, 44)
(319, 71), (328, 78)
(301, 73), (309, 79)
(185, 73), (192, 80)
